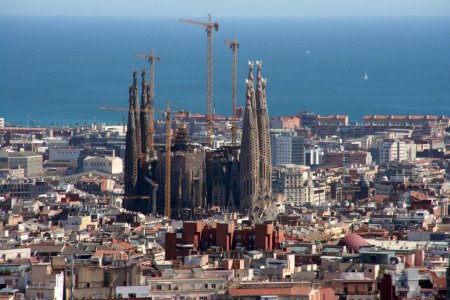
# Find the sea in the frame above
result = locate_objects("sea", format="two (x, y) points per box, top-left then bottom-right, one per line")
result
(0, 15), (449, 126)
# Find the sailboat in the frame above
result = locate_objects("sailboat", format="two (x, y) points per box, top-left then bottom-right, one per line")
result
(362, 72), (368, 80)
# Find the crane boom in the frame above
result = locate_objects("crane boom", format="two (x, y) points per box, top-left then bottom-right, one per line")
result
(180, 15), (219, 147)
(99, 106), (186, 115)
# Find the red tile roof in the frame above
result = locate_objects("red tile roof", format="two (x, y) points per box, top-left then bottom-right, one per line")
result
(229, 286), (313, 297)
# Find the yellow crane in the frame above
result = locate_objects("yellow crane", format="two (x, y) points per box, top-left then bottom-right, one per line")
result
(180, 15), (219, 148)
(224, 36), (239, 145)
(99, 103), (186, 218)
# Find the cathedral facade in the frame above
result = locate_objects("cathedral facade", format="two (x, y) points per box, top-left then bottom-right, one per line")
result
(239, 61), (272, 219)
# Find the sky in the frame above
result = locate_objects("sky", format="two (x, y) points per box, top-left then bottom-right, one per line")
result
(1, 0), (450, 18)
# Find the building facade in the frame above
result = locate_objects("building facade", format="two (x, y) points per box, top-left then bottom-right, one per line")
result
(83, 156), (123, 174)
(0, 152), (43, 177)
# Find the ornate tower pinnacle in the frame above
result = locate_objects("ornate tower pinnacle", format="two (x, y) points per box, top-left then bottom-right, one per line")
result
(239, 65), (259, 213)
(132, 69), (141, 160)
(125, 76), (138, 195)
(255, 62), (272, 201)
(140, 69), (149, 156)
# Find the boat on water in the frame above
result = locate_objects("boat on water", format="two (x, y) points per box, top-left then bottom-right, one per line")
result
(362, 72), (368, 80)
(305, 49), (311, 55)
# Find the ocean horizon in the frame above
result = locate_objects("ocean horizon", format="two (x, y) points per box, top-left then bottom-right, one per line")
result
(0, 15), (449, 126)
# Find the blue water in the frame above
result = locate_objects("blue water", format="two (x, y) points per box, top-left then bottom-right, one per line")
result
(0, 16), (449, 126)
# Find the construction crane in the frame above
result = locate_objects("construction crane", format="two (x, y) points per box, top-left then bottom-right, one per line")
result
(134, 49), (160, 158)
(224, 36), (239, 145)
(180, 15), (219, 148)
(163, 102), (171, 218)
(99, 103), (185, 218)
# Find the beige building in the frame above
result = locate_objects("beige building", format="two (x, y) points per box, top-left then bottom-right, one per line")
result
(58, 215), (97, 231)
(25, 264), (64, 300)
(83, 156), (123, 174)
(146, 268), (229, 300)
(272, 164), (314, 206)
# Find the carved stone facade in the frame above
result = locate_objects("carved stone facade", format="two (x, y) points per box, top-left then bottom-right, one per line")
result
(239, 61), (272, 218)
(206, 146), (240, 210)
(157, 126), (206, 219)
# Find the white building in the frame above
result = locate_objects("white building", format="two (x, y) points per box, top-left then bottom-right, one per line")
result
(83, 156), (123, 174)
(376, 140), (416, 164)
(0, 247), (31, 261)
(0, 118), (4, 128)
(116, 286), (149, 298)
(48, 147), (81, 162)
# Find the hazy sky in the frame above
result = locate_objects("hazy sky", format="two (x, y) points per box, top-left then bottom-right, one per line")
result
(2, 0), (450, 18)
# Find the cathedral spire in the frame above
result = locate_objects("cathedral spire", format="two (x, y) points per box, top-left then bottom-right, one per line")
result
(240, 62), (259, 214)
(124, 72), (139, 196)
(256, 65), (272, 200)
(140, 69), (149, 156)
(132, 69), (141, 160)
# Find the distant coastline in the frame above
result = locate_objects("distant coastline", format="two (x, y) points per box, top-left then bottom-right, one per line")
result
(1, 16), (449, 125)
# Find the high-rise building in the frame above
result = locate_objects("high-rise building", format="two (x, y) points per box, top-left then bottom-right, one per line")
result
(270, 134), (306, 166)
(271, 134), (292, 166)
(239, 61), (272, 218)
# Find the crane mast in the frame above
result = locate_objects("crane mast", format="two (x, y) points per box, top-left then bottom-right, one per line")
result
(180, 15), (219, 147)
(164, 101), (172, 218)
(225, 36), (239, 145)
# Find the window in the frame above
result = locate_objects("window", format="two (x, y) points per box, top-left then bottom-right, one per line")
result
(156, 285), (162, 290)
(211, 283), (216, 289)
(204, 284), (208, 289)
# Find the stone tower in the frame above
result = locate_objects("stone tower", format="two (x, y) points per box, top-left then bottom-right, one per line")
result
(255, 61), (272, 198)
(239, 61), (272, 219)
(124, 70), (139, 196)
(132, 70), (141, 160)
(239, 61), (260, 214)
(140, 69), (150, 156)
